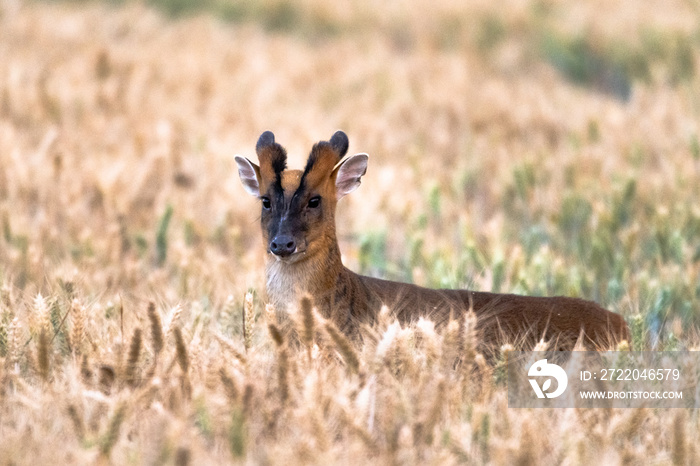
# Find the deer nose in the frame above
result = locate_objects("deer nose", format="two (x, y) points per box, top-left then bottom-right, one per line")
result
(270, 235), (296, 257)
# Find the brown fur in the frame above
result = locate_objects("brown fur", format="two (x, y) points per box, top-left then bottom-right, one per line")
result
(235, 132), (630, 350)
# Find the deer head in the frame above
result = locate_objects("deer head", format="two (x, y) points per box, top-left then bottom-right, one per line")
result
(235, 131), (368, 263)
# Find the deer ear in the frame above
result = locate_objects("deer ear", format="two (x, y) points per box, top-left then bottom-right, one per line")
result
(234, 155), (261, 197)
(334, 153), (368, 199)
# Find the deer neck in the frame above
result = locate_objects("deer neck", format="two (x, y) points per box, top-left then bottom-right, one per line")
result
(265, 239), (344, 312)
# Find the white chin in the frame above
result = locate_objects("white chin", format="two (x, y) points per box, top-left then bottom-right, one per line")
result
(270, 250), (306, 263)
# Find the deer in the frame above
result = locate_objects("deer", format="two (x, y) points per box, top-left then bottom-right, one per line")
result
(234, 130), (630, 352)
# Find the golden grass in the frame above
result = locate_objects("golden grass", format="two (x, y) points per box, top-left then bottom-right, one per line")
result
(0, 0), (699, 464)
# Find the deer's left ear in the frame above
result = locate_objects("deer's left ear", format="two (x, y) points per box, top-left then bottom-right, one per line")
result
(333, 153), (368, 199)
(234, 155), (262, 197)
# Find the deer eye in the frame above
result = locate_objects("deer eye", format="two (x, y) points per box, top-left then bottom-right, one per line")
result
(307, 196), (321, 208)
(261, 197), (271, 210)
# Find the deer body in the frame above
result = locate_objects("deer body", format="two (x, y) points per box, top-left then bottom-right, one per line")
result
(236, 131), (629, 349)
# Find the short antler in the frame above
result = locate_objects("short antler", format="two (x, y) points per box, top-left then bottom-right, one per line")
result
(329, 130), (349, 159)
(256, 130), (276, 154)
(256, 130), (287, 177)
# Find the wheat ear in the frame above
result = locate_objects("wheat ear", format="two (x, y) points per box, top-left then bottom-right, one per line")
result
(325, 321), (360, 375)
(147, 301), (164, 357)
(124, 327), (142, 387)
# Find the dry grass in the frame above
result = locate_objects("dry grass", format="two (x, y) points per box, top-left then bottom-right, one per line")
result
(0, 0), (699, 463)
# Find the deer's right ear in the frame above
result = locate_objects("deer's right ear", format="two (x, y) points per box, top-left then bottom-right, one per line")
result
(234, 155), (262, 197)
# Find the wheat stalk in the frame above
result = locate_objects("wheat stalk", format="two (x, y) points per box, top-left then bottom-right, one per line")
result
(99, 364), (116, 395)
(243, 291), (254, 353)
(474, 354), (492, 402)
(611, 407), (647, 441)
(267, 323), (289, 404)
(268, 323), (284, 348)
(516, 419), (537, 465)
(223, 294), (236, 319)
(264, 303), (276, 324)
(277, 346), (289, 405)
(417, 376), (446, 445)
(219, 366), (239, 402)
(7, 317), (21, 371)
(80, 354), (92, 385)
(533, 339), (549, 352)
(70, 298), (85, 355)
(462, 310), (477, 364)
(325, 321), (360, 375)
(175, 447), (191, 466)
(214, 333), (248, 368)
(147, 301), (164, 357)
(672, 410), (687, 466)
(169, 326), (192, 399)
(163, 304), (183, 341)
(493, 343), (513, 386)
(242, 383), (254, 416)
(416, 318), (439, 366)
(32, 293), (51, 336)
(100, 402), (127, 458)
(299, 295), (315, 360)
(375, 320), (400, 368)
(66, 404), (85, 441)
(37, 329), (49, 381)
(124, 327), (142, 387)
(173, 326), (189, 375)
(441, 318), (460, 371)
(391, 326), (414, 378)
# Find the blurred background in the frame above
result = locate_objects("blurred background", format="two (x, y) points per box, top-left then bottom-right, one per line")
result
(1, 0), (699, 341)
(1, 2), (699, 463)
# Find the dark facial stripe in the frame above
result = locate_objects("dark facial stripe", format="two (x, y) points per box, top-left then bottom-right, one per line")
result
(294, 141), (333, 201)
(270, 145), (287, 175)
(271, 174), (285, 211)
(267, 143), (287, 205)
(303, 142), (326, 176)
(296, 142), (324, 197)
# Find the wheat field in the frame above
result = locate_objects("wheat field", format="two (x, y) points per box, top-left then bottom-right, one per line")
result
(0, 0), (699, 464)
